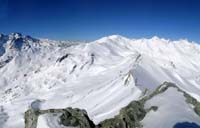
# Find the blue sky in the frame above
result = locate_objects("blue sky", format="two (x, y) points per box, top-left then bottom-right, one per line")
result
(0, 0), (200, 42)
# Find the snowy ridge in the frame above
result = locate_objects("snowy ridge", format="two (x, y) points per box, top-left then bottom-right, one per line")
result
(0, 33), (200, 127)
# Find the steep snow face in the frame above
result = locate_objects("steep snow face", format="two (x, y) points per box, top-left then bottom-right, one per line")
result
(142, 87), (200, 128)
(0, 34), (200, 127)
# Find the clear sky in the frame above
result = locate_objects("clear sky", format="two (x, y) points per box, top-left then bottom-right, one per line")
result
(0, 0), (200, 42)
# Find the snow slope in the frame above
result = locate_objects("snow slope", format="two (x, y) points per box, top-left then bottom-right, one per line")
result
(142, 87), (200, 128)
(0, 33), (200, 127)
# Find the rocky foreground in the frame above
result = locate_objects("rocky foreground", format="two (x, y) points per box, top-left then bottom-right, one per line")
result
(25, 82), (200, 128)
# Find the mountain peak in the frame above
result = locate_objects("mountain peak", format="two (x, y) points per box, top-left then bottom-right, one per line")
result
(0, 34), (5, 38)
(95, 34), (130, 43)
(0, 33), (40, 53)
(107, 34), (126, 39)
(9, 32), (23, 39)
(151, 36), (160, 40)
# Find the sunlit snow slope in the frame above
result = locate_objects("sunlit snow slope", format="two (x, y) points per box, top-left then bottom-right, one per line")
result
(0, 33), (200, 128)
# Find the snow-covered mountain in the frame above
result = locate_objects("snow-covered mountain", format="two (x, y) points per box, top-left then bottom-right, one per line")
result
(0, 33), (200, 128)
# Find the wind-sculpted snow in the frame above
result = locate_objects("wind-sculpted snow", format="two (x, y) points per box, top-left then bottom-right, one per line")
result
(0, 33), (200, 127)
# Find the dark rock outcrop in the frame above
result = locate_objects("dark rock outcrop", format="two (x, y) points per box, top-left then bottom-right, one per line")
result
(56, 53), (70, 62)
(60, 108), (95, 128)
(96, 101), (146, 128)
(24, 109), (40, 128)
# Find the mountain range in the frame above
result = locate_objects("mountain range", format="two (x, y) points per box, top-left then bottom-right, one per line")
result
(0, 33), (200, 128)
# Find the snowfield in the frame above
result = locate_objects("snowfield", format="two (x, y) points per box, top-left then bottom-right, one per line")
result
(142, 87), (200, 128)
(0, 33), (200, 127)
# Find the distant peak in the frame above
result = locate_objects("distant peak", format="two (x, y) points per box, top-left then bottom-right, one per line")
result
(0, 33), (40, 51)
(107, 34), (130, 40)
(149, 36), (171, 43)
(95, 34), (130, 43)
(151, 36), (160, 40)
(25, 35), (39, 42)
(4, 33), (39, 42)
(0, 34), (5, 38)
(108, 34), (124, 39)
(9, 32), (22, 39)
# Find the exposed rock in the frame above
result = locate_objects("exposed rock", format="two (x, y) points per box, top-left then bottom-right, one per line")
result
(184, 92), (200, 117)
(56, 53), (70, 62)
(60, 108), (95, 128)
(69, 65), (77, 74)
(0, 106), (9, 127)
(90, 53), (95, 65)
(96, 101), (146, 128)
(24, 82), (200, 128)
(24, 108), (95, 128)
(146, 106), (158, 112)
(24, 109), (40, 128)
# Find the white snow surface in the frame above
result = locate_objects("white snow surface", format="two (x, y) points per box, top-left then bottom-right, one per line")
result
(0, 34), (200, 127)
(142, 87), (200, 128)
